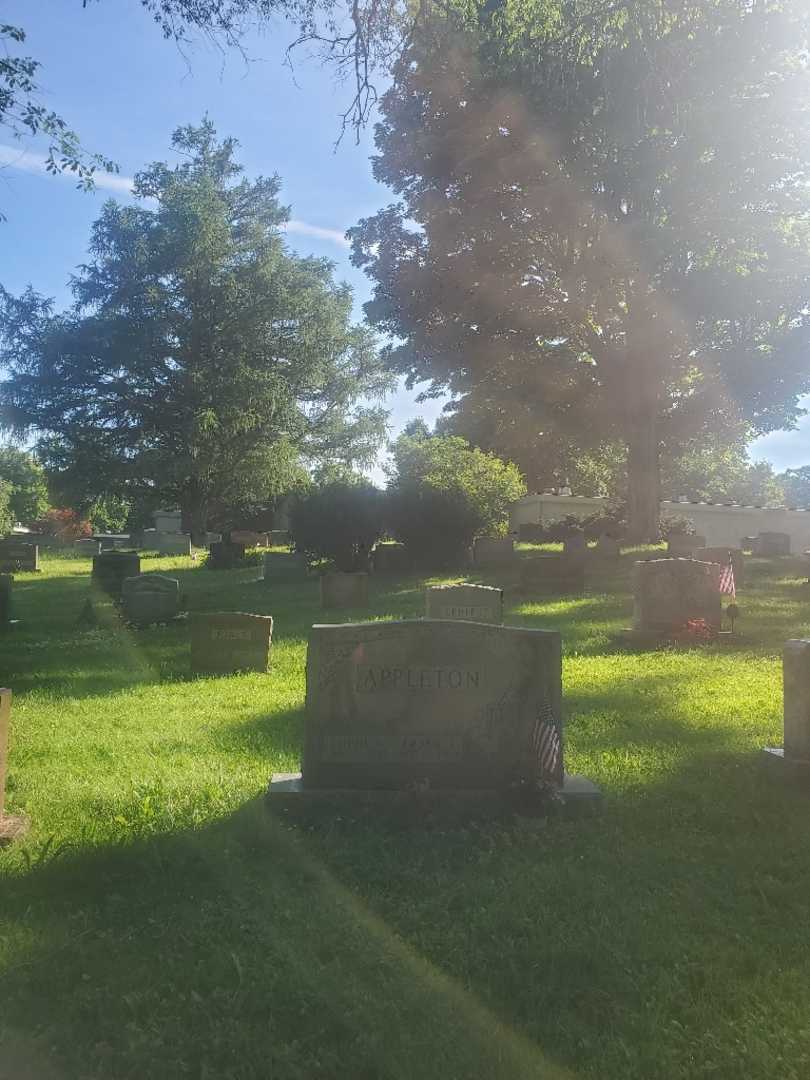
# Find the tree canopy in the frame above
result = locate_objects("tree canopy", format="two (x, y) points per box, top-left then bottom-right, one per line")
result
(0, 445), (50, 525)
(0, 120), (391, 537)
(350, 0), (810, 539)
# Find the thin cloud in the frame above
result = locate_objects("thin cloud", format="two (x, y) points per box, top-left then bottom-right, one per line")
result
(0, 143), (351, 249)
(284, 219), (350, 249)
(0, 142), (135, 194)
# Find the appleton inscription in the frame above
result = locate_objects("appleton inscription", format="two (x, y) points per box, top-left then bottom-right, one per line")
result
(355, 665), (481, 692)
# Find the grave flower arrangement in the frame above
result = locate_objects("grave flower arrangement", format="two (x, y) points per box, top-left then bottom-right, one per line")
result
(671, 617), (716, 644)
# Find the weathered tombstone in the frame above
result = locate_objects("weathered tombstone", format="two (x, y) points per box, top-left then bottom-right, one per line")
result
(631, 558), (722, 636)
(0, 540), (39, 573)
(92, 550), (141, 597)
(190, 612), (273, 674)
(268, 621), (601, 810)
(271, 530), (291, 548)
(261, 550), (309, 585)
(153, 509), (183, 533)
(756, 531), (791, 556)
(207, 540), (246, 570)
(425, 583), (504, 624)
(0, 575), (12, 629)
(594, 534), (621, 559)
(518, 523), (545, 543)
(520, 555), (585, 596)
(694, 546), (744, 588)
(155, 533), (192, 556)
(666, 533), (706, 556)
(320, 571), (369, 609)
(122, 574), (180, 626)
(763, 640), (810, 779)
(473, 537), (516, 567)
(0, 689), (28, 844)
(372, 543), (412, 575)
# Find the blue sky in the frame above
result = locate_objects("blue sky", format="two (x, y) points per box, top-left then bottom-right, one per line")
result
(1, 0), (808, 480)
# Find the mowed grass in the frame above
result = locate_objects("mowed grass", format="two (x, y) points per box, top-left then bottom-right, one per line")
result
(2, 550), (810, 1079)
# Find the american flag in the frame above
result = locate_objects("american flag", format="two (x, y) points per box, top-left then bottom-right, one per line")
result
(718, 557), (736, 598)
(531, 701), (561, 779)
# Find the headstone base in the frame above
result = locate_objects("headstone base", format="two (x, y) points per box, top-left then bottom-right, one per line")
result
(0, 812), (30, 846)
(266, 771), (602, 817)
(761, 747), (810, 783)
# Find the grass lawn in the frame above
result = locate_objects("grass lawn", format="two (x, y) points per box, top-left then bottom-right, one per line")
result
(2, 549), (810, 1079)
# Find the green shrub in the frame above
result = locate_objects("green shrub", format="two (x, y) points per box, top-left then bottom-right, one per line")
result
(659, 513), (696, 539)
(290, 482), (385, 572)
(386, 433), (525, 567)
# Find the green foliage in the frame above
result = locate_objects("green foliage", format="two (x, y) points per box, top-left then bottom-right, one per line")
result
(290, 481), (386, 571)
(659, 514), (696, 539)
(0, 477), (13, 536)
(779, 467), (810, 508)
(386, 431), (525, 565)
(661, 438), (785, 507)
(351, 1), (810, 539)
(0, 121), (391, 537)
(0, 445), (50, 525)
(88, 495), (131, 534)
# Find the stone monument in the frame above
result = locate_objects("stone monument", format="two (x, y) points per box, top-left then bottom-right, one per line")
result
(425, 583), (503, 624)
(0, 540), (39, 573)
(763, 640), (810, 779)
(190, 612), (273, 674)
(268, 620), (600, 810)
(631, 558), (722, 637)
(693, 546), (744, 589)
(122, 574), (181, 626)
(92, 550), (141, 598)
(0, 575), (12, 629)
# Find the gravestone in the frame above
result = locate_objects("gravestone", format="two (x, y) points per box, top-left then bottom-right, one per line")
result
(693, 546), (744, 589)
(0, 689), (28, 844)
(261, 551), (309, 585)
(320, 571), (369, 609)
(473, 537), (515, 567)
(763, 640), (810, 780)
(563, 534), (588, 561)
(740, 535), (758, 553)
(425, 583), (503, 624)
(153, 509), (182, 533)
(373, 543), (412, 575)
(155, 533), (192, 556)
(207, 540), (245, 570)
(520, 555), (585, 596)
(271, 530), (291, 548)
(75, 538), (102, 556)
(667, 533), (706, 556)
(0, 575), (12, 629)
(594, 534), (621, 559)
(518, 523), (545, 543)
(755, 531), (791, 556)
(632, 558), (722, 636)
(122, 574), (180, 626)
(0, 540), (39, 573)
(92, 550), (141, 597)
(302, 620), (563, 790)
(190, 612), (273, 674)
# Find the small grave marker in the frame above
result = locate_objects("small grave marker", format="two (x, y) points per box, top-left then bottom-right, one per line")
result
(425, 583), (503, 624)
(122, 574), (180, 626)
(92, 551), (141, 597)
(190, 612), (273, 674)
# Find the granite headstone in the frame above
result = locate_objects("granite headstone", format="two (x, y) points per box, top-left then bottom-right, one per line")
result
(122, 574), (180, 626)
(425, 583), (504, 624)
(190, 612), (273, 674)
(92, 551), (141, 597)
(632, 557), (722, 635)
(0, 540), (38, 573)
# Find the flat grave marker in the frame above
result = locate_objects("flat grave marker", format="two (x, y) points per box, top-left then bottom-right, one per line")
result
(425, 583), (503, 624)
(190, 612), (273, 674)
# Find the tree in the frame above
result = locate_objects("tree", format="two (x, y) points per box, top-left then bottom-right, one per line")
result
(350, 2), (810, 540)
(0, 120), (391, 541)
(780, 467), (810, 508)
(0, 445), (50, 525)
(290, 480), (386, 570)
(0, 479), (13, 537)
(386, 430), (525, 565)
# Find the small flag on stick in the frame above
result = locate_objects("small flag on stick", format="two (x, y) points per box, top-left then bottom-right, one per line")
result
(531, 701), (561, 779)
(718, 556), (735, 598)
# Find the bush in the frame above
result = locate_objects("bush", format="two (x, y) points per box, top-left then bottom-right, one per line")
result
(386, 433), (526, 567)
(659, 514), (696, 539)
(290, 482), (385, 572)
(32, 508), (92, 540)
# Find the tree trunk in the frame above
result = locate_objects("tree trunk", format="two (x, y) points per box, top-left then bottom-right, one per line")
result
(625, 408), (660, 543)
(182, 494), (209, 547)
